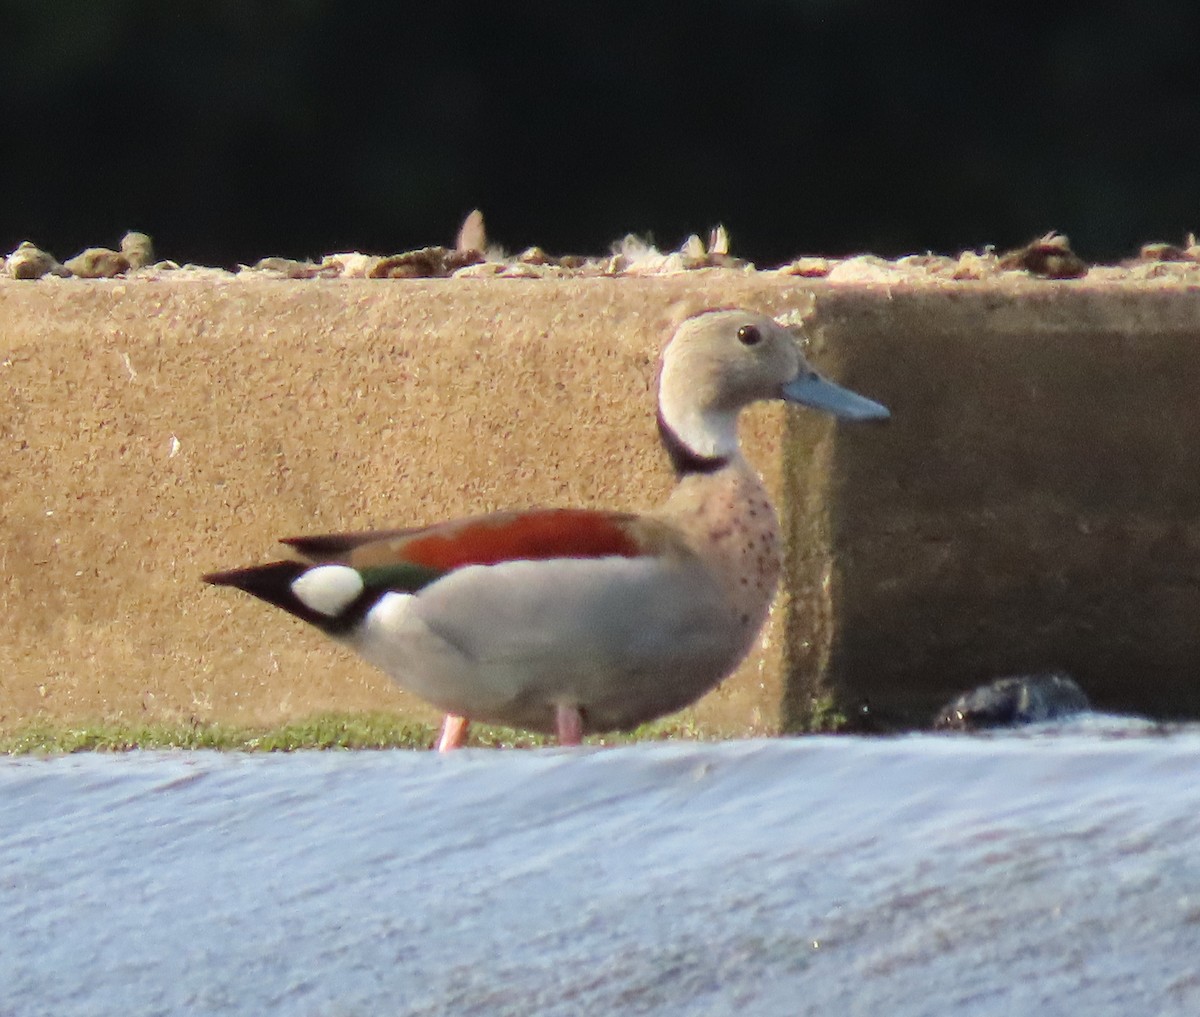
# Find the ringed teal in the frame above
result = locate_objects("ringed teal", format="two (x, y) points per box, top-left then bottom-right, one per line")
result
(204, 309), (889, 749)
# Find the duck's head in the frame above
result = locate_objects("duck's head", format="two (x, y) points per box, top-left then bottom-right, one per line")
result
(658, 308), (889, 467)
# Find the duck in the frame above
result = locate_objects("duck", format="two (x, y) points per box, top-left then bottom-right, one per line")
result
(204, 308), (889, 750)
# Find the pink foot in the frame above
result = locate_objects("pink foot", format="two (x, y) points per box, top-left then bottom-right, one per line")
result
(555, 704), (583, 746)
(436, 714), (470, 752)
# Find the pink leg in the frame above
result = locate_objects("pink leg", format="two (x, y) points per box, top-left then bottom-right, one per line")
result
(555, 704), (583, 746)
(436, 714), (470, 752)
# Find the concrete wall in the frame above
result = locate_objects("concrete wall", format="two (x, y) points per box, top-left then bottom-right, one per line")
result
(2, 271), (1198, 733)
(806, 282), (1200, 725)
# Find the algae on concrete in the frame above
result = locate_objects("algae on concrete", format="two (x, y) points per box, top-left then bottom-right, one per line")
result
(0, 712), (720, 755)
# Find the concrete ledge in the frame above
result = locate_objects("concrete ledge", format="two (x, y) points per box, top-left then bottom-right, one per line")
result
(2, 272), (1199, 732)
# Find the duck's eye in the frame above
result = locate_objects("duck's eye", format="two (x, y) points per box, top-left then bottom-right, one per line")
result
(737, 324), (762, 346)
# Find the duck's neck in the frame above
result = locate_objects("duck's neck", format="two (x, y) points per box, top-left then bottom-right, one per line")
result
(656, 410), (730, 475)
(655, 390), (741, 474)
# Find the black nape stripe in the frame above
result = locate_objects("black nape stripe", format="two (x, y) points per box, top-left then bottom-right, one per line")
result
(656, 410), (728, 476)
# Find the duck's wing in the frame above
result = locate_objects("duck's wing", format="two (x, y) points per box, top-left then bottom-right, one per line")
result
(203, 508), (671, 634)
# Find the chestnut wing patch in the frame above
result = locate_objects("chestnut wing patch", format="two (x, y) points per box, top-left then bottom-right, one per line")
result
(346, 509), (646, 572)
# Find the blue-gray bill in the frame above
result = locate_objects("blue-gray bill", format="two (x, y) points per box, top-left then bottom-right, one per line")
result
(782, 372), (890, 421)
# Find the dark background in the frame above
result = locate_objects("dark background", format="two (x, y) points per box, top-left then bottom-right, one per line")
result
(5, 1), (1198, 268)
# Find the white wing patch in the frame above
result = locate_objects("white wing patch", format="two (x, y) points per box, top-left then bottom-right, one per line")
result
(291, 565), (365, 617)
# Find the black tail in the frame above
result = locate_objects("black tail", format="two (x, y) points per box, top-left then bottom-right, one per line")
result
(203, 560), (341, 632)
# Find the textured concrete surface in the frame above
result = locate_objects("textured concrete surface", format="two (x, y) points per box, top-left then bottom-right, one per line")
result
(2, 271), (1199, 732)
(808, 283), (1200, 724)
(7, 733), (1200, 1016)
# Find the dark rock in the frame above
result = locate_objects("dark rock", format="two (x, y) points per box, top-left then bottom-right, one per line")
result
(997, 232), (1088, 279)
(369, 247), (484, 279)
(934, 672), (1090, 731)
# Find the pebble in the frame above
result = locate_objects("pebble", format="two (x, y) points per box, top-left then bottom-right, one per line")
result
(120, 231), (156, 269)
(64, 247), (130, 278)
(5, 241), (66, 279)
(368, 247), (483, 278)
(455, 209), (487, 255)
(997, 232), (1088, 279)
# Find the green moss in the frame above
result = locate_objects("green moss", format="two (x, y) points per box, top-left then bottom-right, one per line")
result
(0, 712), (721, 756)
(799, 695), (849, 733)
(0, 712), (436, 755)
